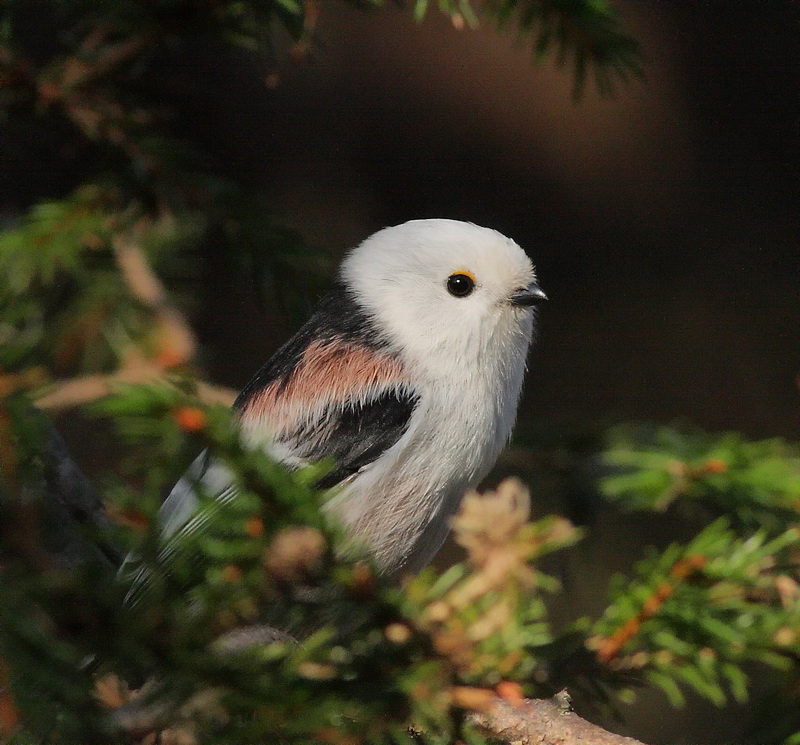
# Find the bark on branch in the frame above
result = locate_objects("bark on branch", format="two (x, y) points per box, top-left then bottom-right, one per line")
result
(108, 689), (651, 745)
(474, 692), (649, 745)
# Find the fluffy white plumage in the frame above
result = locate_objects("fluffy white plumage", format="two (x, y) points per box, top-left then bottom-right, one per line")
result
(328, 220), (540, 570)
(124, 219), (544, 598)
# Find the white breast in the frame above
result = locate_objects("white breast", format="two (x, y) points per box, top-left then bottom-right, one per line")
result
(325, 327), (530, 576)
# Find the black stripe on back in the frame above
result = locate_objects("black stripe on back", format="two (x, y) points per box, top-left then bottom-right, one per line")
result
(234, 280), (390, 410)
(309, 388), (420, 489)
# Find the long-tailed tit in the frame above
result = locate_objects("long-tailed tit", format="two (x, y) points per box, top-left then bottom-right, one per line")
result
(123, 219), (545, 597)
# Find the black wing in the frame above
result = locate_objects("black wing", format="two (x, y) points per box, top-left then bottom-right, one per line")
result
(236, 280), (419, 489)
(121, 283), (418, 603)
(288, 388), (420, 489)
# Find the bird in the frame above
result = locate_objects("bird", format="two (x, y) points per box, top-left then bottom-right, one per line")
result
(123, 218), (545, 599)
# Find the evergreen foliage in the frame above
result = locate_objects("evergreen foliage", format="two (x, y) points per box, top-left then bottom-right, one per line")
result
(1, 1), (799, 743)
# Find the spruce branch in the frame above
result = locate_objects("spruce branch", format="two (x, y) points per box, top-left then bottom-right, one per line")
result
(602, 423), (800, 534)
(88, 465), (639, 745)
(7, 371), (800, 741)
(415, 0), (642, 96)
(17, 210), (235, 410)
(593, 554), (707, 665)
(589, 518), (800, 706)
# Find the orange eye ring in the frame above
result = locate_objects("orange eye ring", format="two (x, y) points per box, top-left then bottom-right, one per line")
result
(446, 271), (476, 298)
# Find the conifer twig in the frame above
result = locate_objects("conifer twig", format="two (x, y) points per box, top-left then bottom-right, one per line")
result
(593, 555), (707, 664)
(34, 220), (236, 410)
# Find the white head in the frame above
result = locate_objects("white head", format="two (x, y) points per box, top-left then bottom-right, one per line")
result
(340, 219), (544, 378)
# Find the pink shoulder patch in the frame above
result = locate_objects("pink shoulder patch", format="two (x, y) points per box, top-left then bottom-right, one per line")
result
(243, 339), (408, 432)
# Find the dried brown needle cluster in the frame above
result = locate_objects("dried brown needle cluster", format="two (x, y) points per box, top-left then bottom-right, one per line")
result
(264, 526), (327, 583)
(449, 478), (576, 608)
(414, 478), (578, 685)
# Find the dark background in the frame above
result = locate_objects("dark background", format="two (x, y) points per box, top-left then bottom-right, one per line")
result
(10, 1), (798, 741)
(184, 6), (800, 738)
(184, 1), (799, 440)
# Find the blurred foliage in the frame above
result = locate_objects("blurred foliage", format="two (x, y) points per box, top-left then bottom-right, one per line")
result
(603, 424), (800, 533)
(2, 382), (581, 743)
(483, 0), (641, 96)
(0, 186), (204, 373)
(0, 0), (641, 367)
(5, 384), (800, 743)
(591, 518), (800, 707)
(2, 1), (800, 744)
(410, 0), (641, 96)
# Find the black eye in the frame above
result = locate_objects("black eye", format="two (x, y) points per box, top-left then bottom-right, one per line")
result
(446, 272), (476, 298)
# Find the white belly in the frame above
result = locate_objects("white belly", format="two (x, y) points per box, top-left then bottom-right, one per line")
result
(326, 357), (526, 576)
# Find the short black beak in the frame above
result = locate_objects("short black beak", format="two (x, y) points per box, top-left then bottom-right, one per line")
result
(510, 282), (547, 307)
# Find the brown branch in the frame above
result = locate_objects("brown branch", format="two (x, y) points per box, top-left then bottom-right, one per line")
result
(102, 678), (650, 745)
(473, 692), (650, 745)
(112, 682), (652, 745)
(594, 555), (707, 664)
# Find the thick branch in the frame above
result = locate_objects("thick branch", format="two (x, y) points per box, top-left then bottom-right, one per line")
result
(106, 682), (649, 745)
(473, 692), (649, 745)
